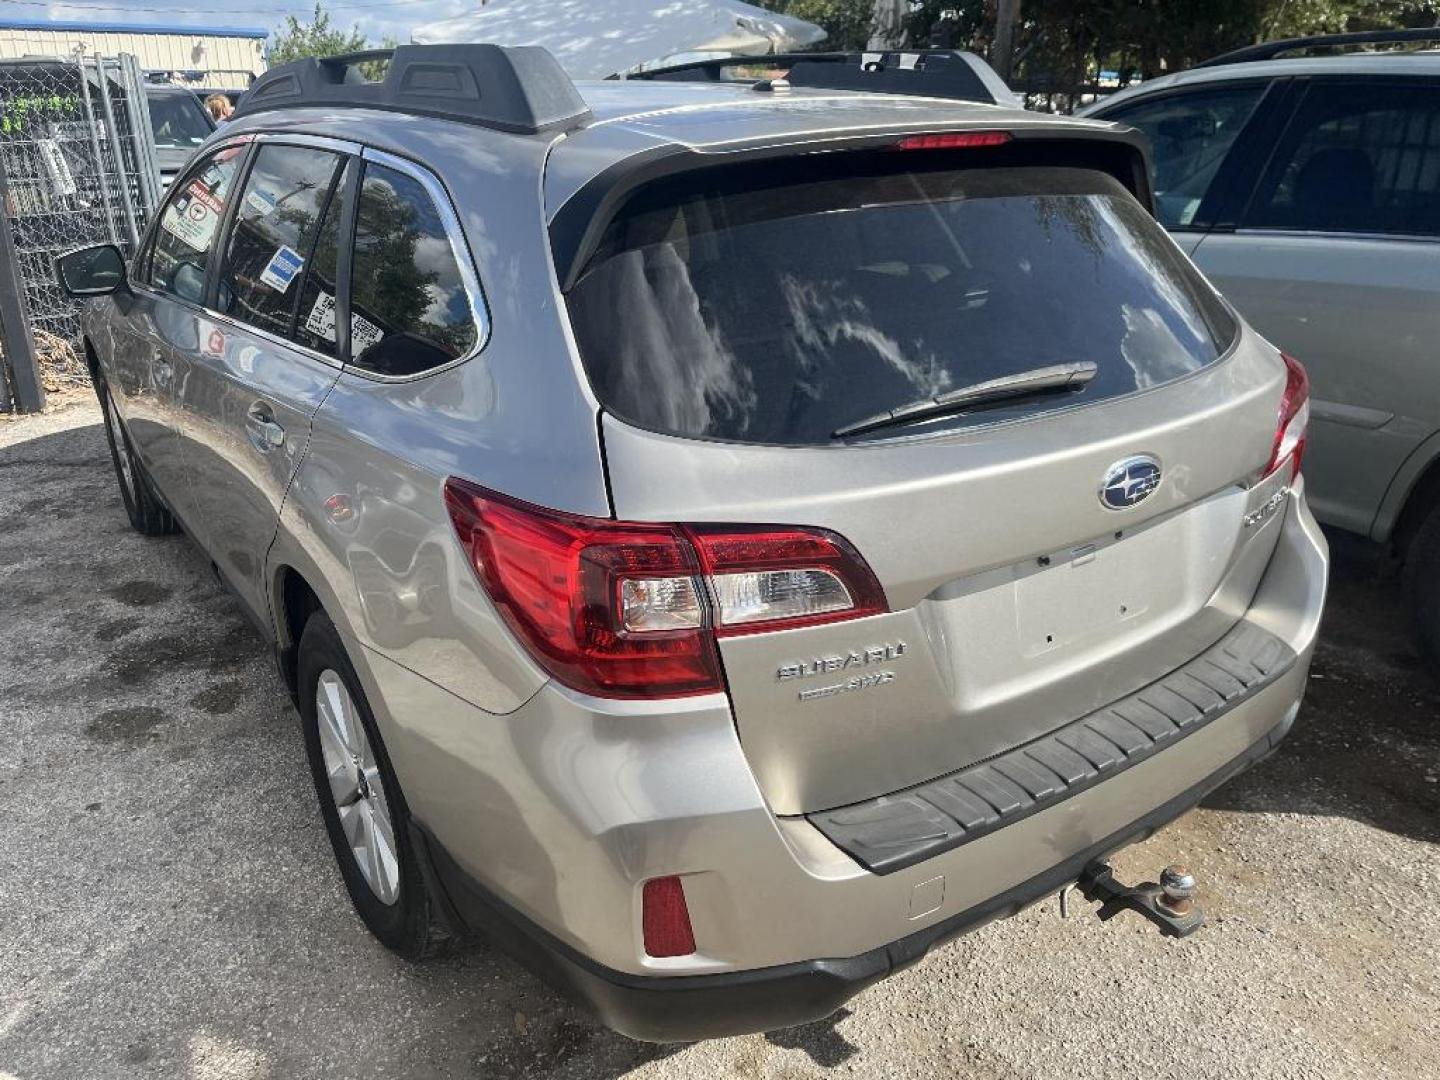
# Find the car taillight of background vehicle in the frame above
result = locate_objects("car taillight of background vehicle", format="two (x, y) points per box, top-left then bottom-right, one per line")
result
(1264, 352), (1310, 481)
(443, 478), (888, 699)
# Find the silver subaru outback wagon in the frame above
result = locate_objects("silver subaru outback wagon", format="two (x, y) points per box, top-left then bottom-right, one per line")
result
(57, 45), (1328, 1041)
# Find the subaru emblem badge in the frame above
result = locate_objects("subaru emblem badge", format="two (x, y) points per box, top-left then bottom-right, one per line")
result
(1100, 455), (1162, 510)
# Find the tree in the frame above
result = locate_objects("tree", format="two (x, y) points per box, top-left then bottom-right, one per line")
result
(268, 1), (398, 78)
(898, 0), (1439, 96)
(754, 0), (878, 50)
(269, 2), (367, 67)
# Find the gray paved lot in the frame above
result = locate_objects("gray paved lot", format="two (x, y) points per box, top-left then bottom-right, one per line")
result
(2, 396), (1437, 1080)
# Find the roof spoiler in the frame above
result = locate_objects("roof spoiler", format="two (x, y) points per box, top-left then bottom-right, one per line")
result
(1197, 27), (1440, 67)
(623, 49), (1019, 107)
(230, 43), (592, 135)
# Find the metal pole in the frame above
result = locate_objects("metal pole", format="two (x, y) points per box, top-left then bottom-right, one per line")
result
(0, 155), (47, 413)
(95, 57), (140, 249)
(74, 50), (121, 248)
(117, 53), (161, 221)
(994, 0), (1020, 83)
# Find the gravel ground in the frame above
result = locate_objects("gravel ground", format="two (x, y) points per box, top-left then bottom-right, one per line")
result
(2, 396), (1437, 1080)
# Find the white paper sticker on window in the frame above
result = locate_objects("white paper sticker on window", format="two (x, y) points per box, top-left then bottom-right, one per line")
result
(351, 314), (383, 355)
(258, 245), (304, 292)
(245, 188), (279, 217)
(160, 180), (224, 252)
(304, 290), (337, 343)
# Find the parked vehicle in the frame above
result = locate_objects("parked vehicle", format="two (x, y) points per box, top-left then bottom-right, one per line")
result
(1081, 30), (1440, 664)
(58, 44), (1328, 1041)
(143, 84), (214, 186)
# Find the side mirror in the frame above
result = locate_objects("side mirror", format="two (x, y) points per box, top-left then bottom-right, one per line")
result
(55, 244), (128, 298)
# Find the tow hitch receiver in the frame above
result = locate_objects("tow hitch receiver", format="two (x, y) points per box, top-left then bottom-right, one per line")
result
(1063, 862), (1204, 938)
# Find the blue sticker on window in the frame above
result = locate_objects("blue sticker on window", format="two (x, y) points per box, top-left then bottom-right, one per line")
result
(258, 244), (304, 292)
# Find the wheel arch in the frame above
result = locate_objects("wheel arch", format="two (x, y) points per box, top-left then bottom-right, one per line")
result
(272, 562), (336, 703)
(1375, 432), (1440, 558)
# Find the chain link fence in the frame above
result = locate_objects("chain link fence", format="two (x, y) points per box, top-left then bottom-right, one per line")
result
(0, 52), (161, 411)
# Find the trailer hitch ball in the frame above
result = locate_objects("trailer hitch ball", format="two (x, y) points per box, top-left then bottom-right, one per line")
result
(1159, 865), (1197, 916)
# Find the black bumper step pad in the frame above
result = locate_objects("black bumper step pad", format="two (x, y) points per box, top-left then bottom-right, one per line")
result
(806, 621), (1296, 874)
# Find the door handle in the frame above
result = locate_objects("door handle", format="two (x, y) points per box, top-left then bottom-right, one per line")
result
(245, 402), (286, 451)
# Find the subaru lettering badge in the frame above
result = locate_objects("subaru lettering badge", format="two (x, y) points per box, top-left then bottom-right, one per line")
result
(1100, 455), (1162, 510)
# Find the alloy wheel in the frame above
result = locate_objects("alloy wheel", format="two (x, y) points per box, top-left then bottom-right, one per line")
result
(315, 669), (400, 905)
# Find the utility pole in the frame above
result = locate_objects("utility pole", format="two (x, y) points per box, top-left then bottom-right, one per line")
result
(993, 0), (1019, 83)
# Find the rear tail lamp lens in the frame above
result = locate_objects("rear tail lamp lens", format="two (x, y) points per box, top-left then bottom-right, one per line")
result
(443, 480), (722, 698)
(1263, 352), (1310, 481)
(686, 526), (887, 636)
(641, 876), (695, 958)
(618, 576), (704, 632)
(443, 479), (888, 698)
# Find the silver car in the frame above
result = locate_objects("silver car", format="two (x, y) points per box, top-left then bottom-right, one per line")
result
(1080, 32), (1440, 663)
(57, 44), (1328, 1041)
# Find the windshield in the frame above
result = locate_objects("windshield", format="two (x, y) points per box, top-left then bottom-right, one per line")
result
(564, 159), (1236, 445)
(147, 92), (212, 148)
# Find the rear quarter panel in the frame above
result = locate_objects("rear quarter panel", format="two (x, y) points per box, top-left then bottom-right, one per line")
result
(267, 122), (609, 715)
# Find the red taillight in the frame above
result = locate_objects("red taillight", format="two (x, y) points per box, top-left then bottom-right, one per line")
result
(894, 130), (1012, 151)
(443, 479), (888, 698)
(443, 480), (722, 698)
(641, 876), (695, 957)
(1263, 352), (1310, 481)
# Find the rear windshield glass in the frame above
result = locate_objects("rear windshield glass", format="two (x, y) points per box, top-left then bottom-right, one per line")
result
(564, 160), (1236, 445)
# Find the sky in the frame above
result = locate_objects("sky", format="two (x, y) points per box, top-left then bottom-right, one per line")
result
(10, 0), (472, 48)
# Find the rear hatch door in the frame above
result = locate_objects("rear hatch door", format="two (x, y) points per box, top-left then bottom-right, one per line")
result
(562, 142), (1290, 815)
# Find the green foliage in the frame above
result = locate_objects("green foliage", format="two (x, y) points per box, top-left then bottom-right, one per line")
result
(753, 0), (878, 50)
(268, 2), (399, 78)
(898, 0), (1440, 91)
(268, 3), (366, 66)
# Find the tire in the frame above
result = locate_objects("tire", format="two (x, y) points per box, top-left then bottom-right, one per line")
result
(1403, 502), (1440, 671)
(298, 609), (441, 957)
(97, 377), (178, 536)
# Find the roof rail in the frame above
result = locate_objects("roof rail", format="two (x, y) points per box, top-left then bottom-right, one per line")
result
(623, 50), (1018, 107)
(1197, 27), (1440, 67)
(229, 43), (591, 134)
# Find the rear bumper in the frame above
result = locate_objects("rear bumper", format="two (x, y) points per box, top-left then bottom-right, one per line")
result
(414, 709), (1298, 1042)
(362, 488), (1327, 1041)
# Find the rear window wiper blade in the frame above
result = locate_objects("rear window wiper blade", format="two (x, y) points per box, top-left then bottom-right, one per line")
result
(833, 361), (1100, 439)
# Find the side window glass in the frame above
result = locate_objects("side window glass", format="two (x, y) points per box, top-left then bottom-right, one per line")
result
(217, 143), (343, 341)
(148, 145), (244, 304)
(348, 162), (479, 377)
(293, 171), (346, 357)
(1105, 84), (1267, 228)
(1245, 83), (1440, 236)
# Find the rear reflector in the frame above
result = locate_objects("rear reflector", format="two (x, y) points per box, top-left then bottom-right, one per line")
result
(642, 876), (696, 957)
(444, 479), (888, 698)
(1263, 352), (1310, 481)
(894, 131), (1012, 150)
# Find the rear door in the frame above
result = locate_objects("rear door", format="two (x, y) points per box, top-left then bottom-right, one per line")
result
(178, 137), (350, 623)
(1187, 77), (1440, 535)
